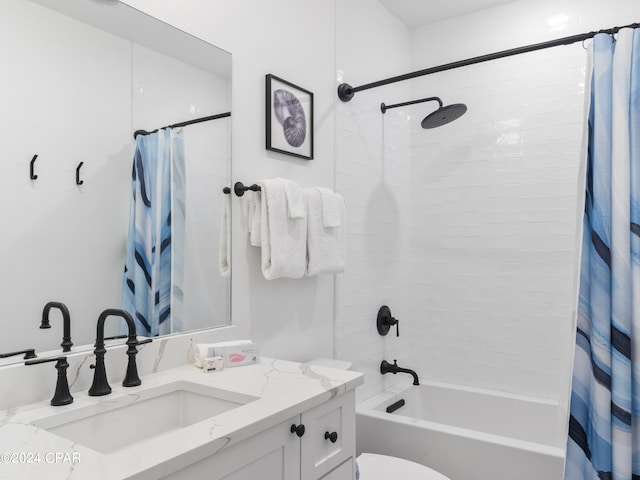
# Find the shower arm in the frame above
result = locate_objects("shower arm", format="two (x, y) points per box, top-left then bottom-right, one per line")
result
(380, 97), (442, 114)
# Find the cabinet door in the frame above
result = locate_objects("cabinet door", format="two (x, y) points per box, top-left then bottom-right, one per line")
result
(300, 390), (355, 480)
(164, 415), (301, 480)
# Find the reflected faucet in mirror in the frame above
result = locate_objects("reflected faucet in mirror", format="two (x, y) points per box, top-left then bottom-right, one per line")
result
(0, 349), (37, 360)
(40, 302), (73, 353)
(89, 308), (151, 397)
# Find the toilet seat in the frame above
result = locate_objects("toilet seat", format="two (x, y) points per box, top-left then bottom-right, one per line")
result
(357, 453), (450, 480)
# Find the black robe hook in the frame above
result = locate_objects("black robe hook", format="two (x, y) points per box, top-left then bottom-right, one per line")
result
(30, 154), (38, 180)
(76, 162), (84, 185)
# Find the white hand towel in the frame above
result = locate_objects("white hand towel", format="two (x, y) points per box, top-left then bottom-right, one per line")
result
(218, 192), (231, 277)
(279, 177), (306, 219)
(259, 179), (307, 279)
(305, 188), (346, 276)
(247, 190), (262, 247)
(315, 187), (342, 227)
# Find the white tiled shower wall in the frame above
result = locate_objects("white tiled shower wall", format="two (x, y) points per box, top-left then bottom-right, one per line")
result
(408, 45), (584, 401)
(407, 0), (640, 413)
(335, 0), (413, 401)
(335, 0), (640, 412)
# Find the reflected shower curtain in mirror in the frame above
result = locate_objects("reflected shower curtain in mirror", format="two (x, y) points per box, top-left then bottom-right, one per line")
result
(122, 128), (185, 337)
(565, 29), (640, 479)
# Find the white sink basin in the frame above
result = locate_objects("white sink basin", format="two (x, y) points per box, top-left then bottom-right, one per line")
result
(33, 380), (257, 454)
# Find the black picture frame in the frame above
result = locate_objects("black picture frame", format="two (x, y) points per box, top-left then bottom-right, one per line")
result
(266, 74), (314, 160)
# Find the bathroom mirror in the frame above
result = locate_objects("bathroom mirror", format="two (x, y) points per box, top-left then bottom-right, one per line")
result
(0, 0), (232, 364)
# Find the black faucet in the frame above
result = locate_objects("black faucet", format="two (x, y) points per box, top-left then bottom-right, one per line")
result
(40, 302), (73, 353)
(25, 356), (73, 406)
(89, 308), (145, 396)
(380, 359), (420, 385)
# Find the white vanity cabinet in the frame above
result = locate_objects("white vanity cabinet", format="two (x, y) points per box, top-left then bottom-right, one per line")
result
(300, 389), (355, 479)
(167, 390), (356, 480)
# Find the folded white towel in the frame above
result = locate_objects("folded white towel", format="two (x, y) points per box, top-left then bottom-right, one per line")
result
(259, 179), (307, 279)
(280, 177), (306, 219)
(315, 187), (342, 227)
(247, 190), (262, 247)
(306, 188), (346, 276)
(218, 192), (231, 277)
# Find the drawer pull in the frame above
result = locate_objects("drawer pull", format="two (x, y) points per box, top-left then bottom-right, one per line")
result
(324, 431), (338, 443)
(290, 423), (305, 437)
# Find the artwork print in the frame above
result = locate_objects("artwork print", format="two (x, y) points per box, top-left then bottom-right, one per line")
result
(266, 74), (314, 160)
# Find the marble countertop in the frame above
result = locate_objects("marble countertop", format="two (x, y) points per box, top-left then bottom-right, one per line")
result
(0, 358), (363, 480)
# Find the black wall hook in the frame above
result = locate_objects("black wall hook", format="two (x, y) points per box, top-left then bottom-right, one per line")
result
(30, 154), (38, 180)
(76, 162), (84, 185)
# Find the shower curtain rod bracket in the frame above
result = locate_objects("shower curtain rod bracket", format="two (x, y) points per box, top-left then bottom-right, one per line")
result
(337, 83), (355, 102)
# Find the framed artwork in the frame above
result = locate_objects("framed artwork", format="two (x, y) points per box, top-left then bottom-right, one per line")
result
(266, 74), (314, 160)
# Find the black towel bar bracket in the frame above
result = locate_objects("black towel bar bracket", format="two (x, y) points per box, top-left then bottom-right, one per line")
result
(234, 181), (261, 197)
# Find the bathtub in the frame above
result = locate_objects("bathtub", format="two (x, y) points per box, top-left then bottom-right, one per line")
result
(356, 380), (566, 480)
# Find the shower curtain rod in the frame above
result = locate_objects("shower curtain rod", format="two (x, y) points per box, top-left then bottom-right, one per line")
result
(133, 111), (231, 139)
(337, 22), (640, 102)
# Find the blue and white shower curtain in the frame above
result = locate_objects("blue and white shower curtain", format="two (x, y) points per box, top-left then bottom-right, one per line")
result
(122, 128), (185, 337)
(565, 28), (640, 479)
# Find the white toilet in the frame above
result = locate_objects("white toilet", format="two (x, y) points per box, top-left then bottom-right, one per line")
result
(356, 453), (450, 480)
(305, 359), (450, 480)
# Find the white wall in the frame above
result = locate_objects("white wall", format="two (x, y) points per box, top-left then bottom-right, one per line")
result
(334, 0), (413, 401)
(407, 0), (639, 418)
(120, 0), (338, 362)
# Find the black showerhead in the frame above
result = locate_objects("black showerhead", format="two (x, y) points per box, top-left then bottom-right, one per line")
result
(380, 96), (467, 129)
(421, 103), (467, 129)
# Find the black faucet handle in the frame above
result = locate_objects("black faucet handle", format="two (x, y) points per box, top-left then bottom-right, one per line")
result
(0, 349), (37, 360)
(25, 356), (74, 406)
(136, 338), (153, 346)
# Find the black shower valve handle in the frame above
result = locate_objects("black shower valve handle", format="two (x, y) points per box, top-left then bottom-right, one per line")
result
(385, 316), (400, 337)
(377, 305), (400, 337)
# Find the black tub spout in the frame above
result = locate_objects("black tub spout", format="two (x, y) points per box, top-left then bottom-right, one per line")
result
(380, 359), (420, 386)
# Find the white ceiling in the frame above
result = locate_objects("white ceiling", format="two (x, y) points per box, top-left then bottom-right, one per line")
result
(378, 0), (519, 29)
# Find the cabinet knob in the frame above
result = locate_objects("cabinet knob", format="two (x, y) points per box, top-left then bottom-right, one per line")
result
(324, 431), (338, 443)
(290, 423), (305, 437)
